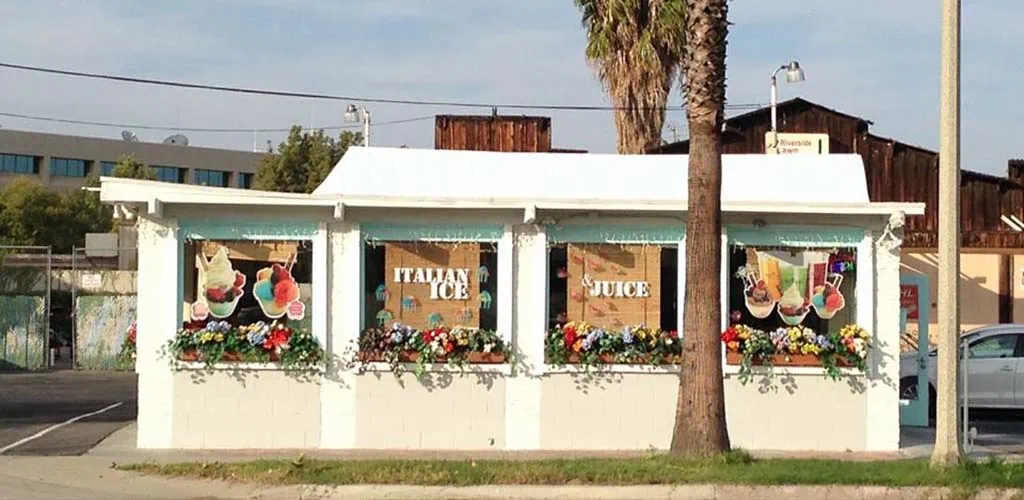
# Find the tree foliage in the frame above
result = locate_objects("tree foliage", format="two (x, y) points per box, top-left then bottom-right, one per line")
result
(0, 154), (158, 252)
(0, 177), (111, 253)
(255, 126), (363, 193)
(110, 154), (158, 181)
(576, 0), (687, 153)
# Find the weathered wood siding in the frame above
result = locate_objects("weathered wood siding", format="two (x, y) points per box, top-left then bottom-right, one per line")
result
(435, 115), (552, 152)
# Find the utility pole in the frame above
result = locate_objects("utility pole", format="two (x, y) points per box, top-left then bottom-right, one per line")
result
(931, 0), (963, 468)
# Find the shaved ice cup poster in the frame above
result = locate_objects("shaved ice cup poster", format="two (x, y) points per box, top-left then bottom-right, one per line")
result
(190, 248), (306, 322)
(253, 256), (305, 321)
(739, 249), (846, 326)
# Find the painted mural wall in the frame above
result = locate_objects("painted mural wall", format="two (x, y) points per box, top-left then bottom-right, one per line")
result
(75, 295), (137, 370)
(0, 296), (46, 370)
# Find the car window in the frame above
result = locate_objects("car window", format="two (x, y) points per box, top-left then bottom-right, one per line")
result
(968, 335), (1020, 359)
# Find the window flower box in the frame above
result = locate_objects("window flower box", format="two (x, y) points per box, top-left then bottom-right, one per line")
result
(721, 324), (869, 383)
(358, 351), (506, 364)
(545, 322), (681, 368)
(168, 320), (324, 370)
(724, 351), (851, 368)
(358, 324), (512, 377)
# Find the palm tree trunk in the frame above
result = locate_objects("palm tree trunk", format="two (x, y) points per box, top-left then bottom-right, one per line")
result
(670, 0), (731, 457)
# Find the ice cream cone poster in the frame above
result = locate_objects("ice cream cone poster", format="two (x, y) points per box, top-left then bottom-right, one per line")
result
(253, 254), (304, 321)
(193, 247), (245, 321)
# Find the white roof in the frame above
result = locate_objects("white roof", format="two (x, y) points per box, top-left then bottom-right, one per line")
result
(315, 147), (870, 204)
(100, 147), (924, 219)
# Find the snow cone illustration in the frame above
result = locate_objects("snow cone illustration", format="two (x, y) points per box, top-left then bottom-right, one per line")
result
(253, 257), (303, 320)
(194, 247), (245, 319)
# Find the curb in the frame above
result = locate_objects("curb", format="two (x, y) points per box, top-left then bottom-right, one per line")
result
(295, 485), (1024, 500)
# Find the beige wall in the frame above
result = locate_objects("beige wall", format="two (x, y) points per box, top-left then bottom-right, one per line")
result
(538, 372), (874, 451)
(355, 374), (506, 449)
(901, 251), (1001, 337)
(725, 376), (867, 451)
(540, 373), (677, 450)
(171, 371), (321, 449)
(1014, 255), (1024, 324)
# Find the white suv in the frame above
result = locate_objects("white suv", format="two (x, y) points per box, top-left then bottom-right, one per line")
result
(899, 324), (1024, 416)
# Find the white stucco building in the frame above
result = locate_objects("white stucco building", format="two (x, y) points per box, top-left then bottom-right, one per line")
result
(102, 147), (922, 451)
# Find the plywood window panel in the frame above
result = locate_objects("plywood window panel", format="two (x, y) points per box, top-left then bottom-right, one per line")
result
(382, 242), (481, 330)
(565, 243), (661, 329)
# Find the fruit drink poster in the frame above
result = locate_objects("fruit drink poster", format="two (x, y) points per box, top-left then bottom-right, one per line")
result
(740, 248), (847, 326)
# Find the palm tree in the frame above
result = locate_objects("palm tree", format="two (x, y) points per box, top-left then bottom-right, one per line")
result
(575, 0), (686, 154)
(670, 0), (731, 456)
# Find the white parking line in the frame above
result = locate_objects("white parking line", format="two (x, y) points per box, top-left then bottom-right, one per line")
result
(0, 402), (124, 455)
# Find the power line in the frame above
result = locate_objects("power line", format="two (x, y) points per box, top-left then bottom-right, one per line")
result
(0, 61), (766, 112)
(0, 110), (434, 133)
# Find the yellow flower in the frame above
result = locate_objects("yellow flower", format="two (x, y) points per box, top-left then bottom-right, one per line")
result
(214, 333), (224, 343)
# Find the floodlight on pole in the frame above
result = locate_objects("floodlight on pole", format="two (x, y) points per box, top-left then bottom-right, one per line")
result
(345, 104), (370, 147)
(769, 61), (805, 149)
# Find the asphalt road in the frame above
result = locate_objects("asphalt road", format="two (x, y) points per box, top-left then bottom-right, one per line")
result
(0, 371), (137, 456)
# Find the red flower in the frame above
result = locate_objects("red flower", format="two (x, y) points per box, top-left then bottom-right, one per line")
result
(720, 327), (738, 344)
(423, 329), (436, 344)
(563, 330), (577, 350)
(444, 341), (454, 354)
(263, 326), (292, 351)
(668, 330), (678, 338)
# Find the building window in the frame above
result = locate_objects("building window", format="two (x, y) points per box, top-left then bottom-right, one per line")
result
(100, 161), (117, 176)
(362, 241), (499, 333)
(153, 165), (185, 183)
(50, 157), (89, 177)
(727, 247), (856, 334)
(183, 240), (313, 328)
(240, 172), (255, 189)
(194, 169), (230, 187)
(0, 153), (39, 174)
(547, 243), (677, 331)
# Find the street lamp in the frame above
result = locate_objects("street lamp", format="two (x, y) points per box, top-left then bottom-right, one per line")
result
(769, 61), (805, 148)
(344, 104), (371, 147)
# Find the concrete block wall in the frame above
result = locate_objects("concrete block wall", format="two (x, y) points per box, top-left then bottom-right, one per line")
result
(355, 375), (506, 449)
(172, 371), (321, 449)
(539, 373), (677, 450)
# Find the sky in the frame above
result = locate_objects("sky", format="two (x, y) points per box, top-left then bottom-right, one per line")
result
(0, 1), (1020, 175)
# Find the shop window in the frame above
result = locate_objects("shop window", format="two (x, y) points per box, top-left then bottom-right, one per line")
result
(360, 240), (509, 367)
(727, 246), (857, 334)
(182, 240), (313, 329)
(362, 241), (498, 331)
(545, 242), (679, 365)
(547, 243), (677, 331)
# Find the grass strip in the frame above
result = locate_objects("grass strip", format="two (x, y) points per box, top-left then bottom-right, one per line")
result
(120, 453), (1024, 488)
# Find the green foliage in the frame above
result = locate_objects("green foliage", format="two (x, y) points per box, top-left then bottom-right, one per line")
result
(0, 155), (161, 252)
(255, 126), (363, 193)
(575, 0), (687, 153)
(111, 154), (158, 181)
(0, 177), (111, 252)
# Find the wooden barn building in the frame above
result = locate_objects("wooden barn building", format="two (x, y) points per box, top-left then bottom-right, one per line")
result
(651, 97), (1024, 337)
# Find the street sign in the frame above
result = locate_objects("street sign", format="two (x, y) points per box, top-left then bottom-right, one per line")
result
(765, 132), (829, 155)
